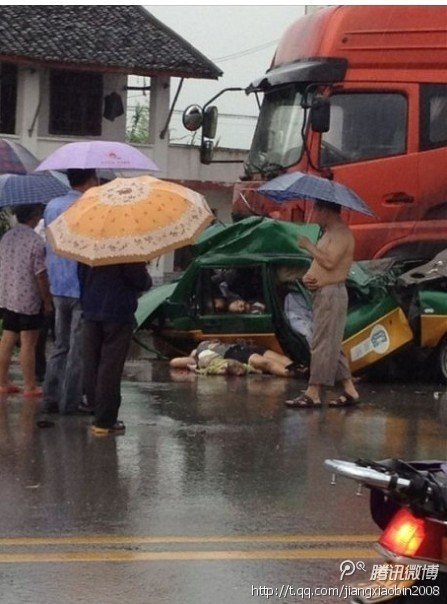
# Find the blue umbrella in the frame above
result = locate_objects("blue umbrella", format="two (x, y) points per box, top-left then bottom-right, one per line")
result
(0, 173), (70, 207)
(258, 171), (375, 217)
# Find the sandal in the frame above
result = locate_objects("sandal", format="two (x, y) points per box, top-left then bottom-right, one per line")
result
(285, 394), (322, 408)
(328, 392), (360, 407)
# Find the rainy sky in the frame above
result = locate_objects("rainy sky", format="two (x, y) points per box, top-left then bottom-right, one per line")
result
(137, 5), (306, 148)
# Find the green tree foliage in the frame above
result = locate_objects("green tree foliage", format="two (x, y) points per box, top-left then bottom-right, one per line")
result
(127, 102), (150, 144)
(0, 209), (11, 238)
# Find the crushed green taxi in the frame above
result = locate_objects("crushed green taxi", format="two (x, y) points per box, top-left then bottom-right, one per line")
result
(136, 217), (446, 377)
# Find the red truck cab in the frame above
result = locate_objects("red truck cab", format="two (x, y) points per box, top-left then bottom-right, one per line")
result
(229, 6), (447, 260)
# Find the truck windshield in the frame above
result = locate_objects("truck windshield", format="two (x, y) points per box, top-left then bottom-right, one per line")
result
(246, 85), (305, 177)
(321, 93), (407, 167)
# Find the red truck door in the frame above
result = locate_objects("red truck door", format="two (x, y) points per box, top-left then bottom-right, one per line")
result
(314, 85), (420, 260)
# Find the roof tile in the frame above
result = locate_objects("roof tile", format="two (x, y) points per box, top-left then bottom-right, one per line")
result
(0, 6), (222, 79)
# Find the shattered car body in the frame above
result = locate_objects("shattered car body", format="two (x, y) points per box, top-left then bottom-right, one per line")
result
(136, 218), (447, 378)
(397, 250), (447, 380)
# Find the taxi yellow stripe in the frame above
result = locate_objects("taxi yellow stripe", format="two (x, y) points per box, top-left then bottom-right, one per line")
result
(420, 314), (447, 347)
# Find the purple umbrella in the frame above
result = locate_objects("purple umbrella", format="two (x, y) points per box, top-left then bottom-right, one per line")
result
(0, 139), (39, 174)
(35, 141), (159, 172)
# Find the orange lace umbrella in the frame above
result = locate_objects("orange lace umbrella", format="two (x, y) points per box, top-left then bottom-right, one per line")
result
(47, 176), (214, 266)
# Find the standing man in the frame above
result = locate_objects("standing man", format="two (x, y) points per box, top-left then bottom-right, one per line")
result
(78, 262), (152, 435)
(0, 204), (52, 396)
(43, 169), (98, 415)
(285, 201), (360, 408)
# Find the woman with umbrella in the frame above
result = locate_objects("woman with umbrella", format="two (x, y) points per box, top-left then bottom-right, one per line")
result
(44, 171), (213, 435)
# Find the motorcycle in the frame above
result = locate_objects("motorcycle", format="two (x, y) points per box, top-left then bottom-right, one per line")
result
(324, 458), (447, 603)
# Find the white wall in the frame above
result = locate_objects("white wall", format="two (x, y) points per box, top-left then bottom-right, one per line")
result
(12, 66), (247, 186)
(166, 144), (247, 184)
(13, 68), (128, 160)
(6, 66), (249, 279)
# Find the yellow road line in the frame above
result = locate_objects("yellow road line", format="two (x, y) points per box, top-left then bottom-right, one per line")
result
(0, 548), (377, 563)
(0, 534), (377, 546)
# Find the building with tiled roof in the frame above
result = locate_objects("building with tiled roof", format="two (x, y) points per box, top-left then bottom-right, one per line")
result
(0, 5), (221, 166)
(0, 6), (221, 80)
(0, 5), (234, 276)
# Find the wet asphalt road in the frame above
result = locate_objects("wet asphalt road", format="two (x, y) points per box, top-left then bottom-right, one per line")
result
(0, 350), (446, 604)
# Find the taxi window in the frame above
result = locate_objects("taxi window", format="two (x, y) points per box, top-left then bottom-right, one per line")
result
(198, 266), (266, 314)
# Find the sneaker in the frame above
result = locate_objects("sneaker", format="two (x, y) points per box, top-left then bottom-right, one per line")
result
(91, 421), (126, 436)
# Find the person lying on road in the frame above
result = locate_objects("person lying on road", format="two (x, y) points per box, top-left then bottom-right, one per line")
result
(169, 339), (307, 378)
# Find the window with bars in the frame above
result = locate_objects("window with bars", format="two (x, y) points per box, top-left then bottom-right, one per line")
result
(49, 70), (103, 136)
(0, 63), (17, 134)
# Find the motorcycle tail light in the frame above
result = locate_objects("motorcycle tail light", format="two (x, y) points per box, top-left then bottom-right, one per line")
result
(379, 508), (443, 560)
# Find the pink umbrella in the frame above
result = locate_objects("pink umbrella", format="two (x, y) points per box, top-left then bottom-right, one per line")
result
(0, 139), (39, 174)
(35, 141), (159, 172)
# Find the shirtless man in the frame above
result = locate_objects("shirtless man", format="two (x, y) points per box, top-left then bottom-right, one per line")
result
(286, 200), (360, 408)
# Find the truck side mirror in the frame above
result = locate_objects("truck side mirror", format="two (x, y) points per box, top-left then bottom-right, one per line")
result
(182, 104), (203, 131)
(203, 106), (218, 139)
(200, 139), (214, 165)
(310, 97), (330, 133)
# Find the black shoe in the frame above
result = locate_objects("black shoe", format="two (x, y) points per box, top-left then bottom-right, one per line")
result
(286, 362), (309, 379)
(77, 403), (95, 415)
(91, 421), (126, 436)
(36, 419), (55, 428)
(42, 405), (59, 414)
